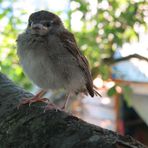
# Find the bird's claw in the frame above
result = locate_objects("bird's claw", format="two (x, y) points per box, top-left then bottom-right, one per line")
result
(17, 97), (49, 109)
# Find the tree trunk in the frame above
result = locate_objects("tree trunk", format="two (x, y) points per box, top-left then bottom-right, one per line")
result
(0, 72), (147, 148)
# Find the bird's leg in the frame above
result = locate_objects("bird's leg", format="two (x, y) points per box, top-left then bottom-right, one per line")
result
(44, 93), (71, 112)
(17, 89), (48, 108)
(61, 93), (71, 110)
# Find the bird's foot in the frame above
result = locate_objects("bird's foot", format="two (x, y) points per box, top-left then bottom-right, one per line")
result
(17, 96), (49, 109)
(43, 93), (71, 112)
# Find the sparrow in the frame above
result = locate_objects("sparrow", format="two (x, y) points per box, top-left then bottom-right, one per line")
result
(17, 10), (101, 109)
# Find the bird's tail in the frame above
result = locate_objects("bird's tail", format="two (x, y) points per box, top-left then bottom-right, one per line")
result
(93, 85), (102, 97)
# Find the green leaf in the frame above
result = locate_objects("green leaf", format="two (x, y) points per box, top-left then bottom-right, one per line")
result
(107, 85), (117, 97)
(122, 86), (132, 106)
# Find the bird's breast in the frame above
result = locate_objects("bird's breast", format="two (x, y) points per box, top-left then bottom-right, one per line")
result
(17, 35), (61, 89)
(17, 33), (85, 91)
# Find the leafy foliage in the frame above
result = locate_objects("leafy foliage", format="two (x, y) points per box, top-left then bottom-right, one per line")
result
(0, 1), (32, 89)
(122, 85), (133, 106)
(107, 84), (133, 105)
(70, 0), (147, 78)
(107, 85), (117, 97)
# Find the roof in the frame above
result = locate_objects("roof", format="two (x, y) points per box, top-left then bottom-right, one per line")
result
(111, 33), (148, 83)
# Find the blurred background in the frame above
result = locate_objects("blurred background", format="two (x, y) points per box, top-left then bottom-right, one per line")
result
(0, 0), (148, 145)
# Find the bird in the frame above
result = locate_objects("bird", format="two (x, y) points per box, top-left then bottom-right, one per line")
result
(17, 10), (101, 110)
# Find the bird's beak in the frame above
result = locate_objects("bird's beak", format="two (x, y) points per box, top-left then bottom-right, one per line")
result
(31, 23), (44, 30)
(30, 23), (48, 35)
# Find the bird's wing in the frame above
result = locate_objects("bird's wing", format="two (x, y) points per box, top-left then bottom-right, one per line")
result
(58, 30), (94, 97)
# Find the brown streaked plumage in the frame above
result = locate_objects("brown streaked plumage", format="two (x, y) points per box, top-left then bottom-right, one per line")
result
(17, 10), (101, 109)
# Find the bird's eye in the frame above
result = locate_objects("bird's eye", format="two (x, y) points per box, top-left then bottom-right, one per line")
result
(44, 22), (51, 27)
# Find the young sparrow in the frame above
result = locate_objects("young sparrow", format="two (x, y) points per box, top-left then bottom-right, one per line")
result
(17, 10), (100, 109)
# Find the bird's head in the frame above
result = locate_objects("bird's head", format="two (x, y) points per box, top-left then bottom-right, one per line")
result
(26, 10), (64, 36)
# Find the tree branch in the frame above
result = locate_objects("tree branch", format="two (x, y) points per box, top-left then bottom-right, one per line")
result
(0, 72), (147, 148)
(103, 54), (148, 65)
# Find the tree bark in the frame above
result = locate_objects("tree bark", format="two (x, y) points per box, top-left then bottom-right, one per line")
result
(0, 72), (147, 148)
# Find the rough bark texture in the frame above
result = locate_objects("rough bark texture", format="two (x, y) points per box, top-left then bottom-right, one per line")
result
(0, 72), (147, 148)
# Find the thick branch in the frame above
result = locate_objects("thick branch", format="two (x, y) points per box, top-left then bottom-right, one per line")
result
(103, 54), (148, 65)
(0, 72), (147, 148)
